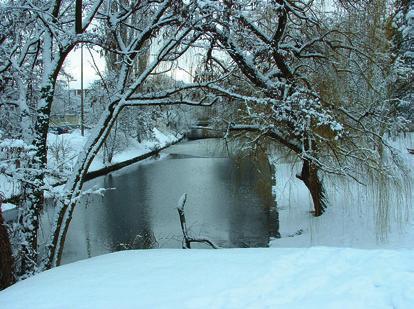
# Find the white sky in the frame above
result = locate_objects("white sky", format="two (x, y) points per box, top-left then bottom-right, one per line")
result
(64, 47), (106, 89)
(64, 1), (335, 89)
(65, 47), (193, 89)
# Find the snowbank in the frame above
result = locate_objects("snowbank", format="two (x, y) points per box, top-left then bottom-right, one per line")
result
(0, 203), (16, 212)
(47, 128), (180, 173)
(270, 133), (414, 249)
(0, 174), (15, 199)
(88, 128), (179, 172)
(0, 248), (413, 308)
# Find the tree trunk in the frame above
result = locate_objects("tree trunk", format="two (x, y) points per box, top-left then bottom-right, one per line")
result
(18, 186), (43, 277)
(18, 87), (55, 276)
(296, 159), (326, 217)
(18, 53), (69, 276)
(0, 200), (15, 290)
(46, 102), (124, 269)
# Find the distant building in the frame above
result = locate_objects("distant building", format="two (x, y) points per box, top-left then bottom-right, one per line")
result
(51, 82), (91, 124)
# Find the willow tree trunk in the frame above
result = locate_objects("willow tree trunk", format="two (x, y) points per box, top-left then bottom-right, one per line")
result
(297, 159), (326, 217)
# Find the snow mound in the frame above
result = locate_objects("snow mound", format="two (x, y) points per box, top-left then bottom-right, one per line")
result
(0, 248), (413, 308)
(0, 203), (16, 212)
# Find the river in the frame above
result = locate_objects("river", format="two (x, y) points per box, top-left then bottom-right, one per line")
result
(60, 139), (278, 264)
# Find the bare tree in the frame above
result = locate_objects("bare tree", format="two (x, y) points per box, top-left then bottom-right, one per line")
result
(0, 0), (222, 282)
(0, 0), (104, 277)
(44, 0), (223, 269)
(194, 0), (408, 216)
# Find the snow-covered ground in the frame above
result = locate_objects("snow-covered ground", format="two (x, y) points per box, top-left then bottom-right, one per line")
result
(270, 133), (414, 249)
(0, 248), (413, 308)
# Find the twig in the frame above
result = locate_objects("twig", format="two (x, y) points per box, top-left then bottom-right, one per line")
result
(176, 193), (219, 249)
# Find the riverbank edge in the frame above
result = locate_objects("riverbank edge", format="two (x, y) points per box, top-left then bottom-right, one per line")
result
(2, 135), (184, 209)
(83, 135), (185, 181)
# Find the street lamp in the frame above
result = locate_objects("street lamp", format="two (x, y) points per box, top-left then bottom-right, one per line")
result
(81, 44), (84, 136)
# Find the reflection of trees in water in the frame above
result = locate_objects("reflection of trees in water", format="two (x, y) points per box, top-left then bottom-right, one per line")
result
(101, 168), (157, 252)
(245, 149), (280, 239)
(81, 194), (96, 259)
(225, 149), (279, 247)
(113, 227), (159, 251)
(253, 152), (280, 239)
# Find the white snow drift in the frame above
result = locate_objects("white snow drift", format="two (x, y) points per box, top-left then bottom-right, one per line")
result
(0, 248), (413, 309)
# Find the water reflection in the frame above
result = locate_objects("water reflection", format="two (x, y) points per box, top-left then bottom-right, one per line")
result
(61, 139), (278, 264)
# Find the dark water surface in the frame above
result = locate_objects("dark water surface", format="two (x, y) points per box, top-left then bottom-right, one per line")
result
(61, 139), (277, 264)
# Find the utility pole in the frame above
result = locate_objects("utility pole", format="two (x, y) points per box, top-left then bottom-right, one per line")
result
(80, 45), (85, 136)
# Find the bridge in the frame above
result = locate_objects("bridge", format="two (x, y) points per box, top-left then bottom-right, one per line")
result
(186, 124), (224, 140)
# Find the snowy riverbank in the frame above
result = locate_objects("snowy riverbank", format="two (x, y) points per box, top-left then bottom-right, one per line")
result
(47, 127), (181, 173)
(1, 247), (413, 308)
(0, 127), (181, 206)
(270, 133), (414, 249)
